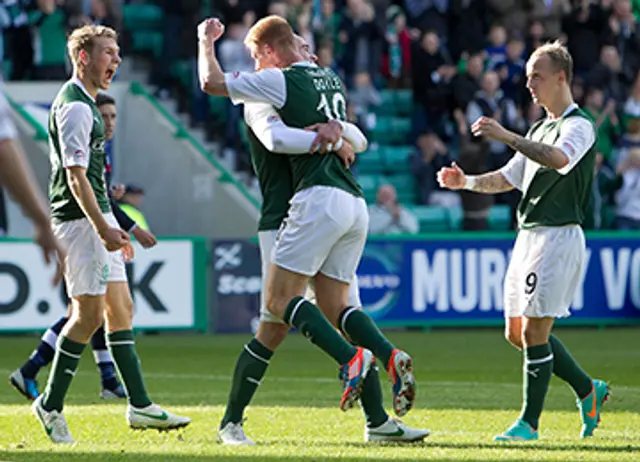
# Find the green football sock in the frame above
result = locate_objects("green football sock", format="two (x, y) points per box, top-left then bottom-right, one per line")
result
(107, 330), (152, 408)
(338, 307), (395, 366)
(549, 334), (592, 399)
(42, 336), (86, 412)
(359, 363), (388, 428)
(520, 343), (553, 430)
(284, 296), (356, 365)
(221, 338), (273, 427)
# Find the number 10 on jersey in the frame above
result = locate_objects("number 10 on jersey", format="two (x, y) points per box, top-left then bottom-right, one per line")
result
(317, 92), (347, 121)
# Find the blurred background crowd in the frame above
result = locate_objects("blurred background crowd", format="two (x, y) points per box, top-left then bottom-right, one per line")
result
(2, 0), (640, 234)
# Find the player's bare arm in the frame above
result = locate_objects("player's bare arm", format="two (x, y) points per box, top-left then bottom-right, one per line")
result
(198, 18), (228, 96)
(0, 139), (51, 231)
(0, 138), (66, 284)
(247, 105), (365, 163)
(437, 162), (514, 194)
(472, 116), (569, 170)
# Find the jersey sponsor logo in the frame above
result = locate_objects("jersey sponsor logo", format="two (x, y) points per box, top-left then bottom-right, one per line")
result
(73, 149), (86, 162)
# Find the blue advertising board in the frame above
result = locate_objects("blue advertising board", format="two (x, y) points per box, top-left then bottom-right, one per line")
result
(212, 233), (640, 332)
(360, 233), (640, 326)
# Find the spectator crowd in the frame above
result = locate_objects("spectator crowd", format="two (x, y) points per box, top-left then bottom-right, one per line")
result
(2, 0), (640, 233)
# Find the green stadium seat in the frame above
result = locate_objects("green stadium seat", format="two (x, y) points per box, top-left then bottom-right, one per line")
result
(2, 60), (12, 79)
(370, 116), (394, 144)
(371, 117), (411, 145)
(123, 4), (164, 30)
(171, 61), (192, 89)
(382, 145), (414, 173)
(378, 90), (395, 110)
(356, 147), (383, 174)
(386, 173), (415, 190)
(488, 205), (512, 230)
(130, 31), (163, 58)
(375, 90), (413, 117)
(357, 173), (381, 203)
(410, 206), (449, 232)
(394, 90), (413, 116)
(447, 206), (463, 230)
(208, 95), (228, 123)
(386, 174), (416, 204)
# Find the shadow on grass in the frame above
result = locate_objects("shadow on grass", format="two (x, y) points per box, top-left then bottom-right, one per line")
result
(265, 439), (640, 453)
(1, 449), (637, 462)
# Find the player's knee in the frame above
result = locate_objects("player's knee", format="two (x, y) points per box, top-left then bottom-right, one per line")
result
(265, 293), (288, 318)
(72, 305), (104, 337)
(522, 324), (549, 347)
(256, 322), (289, 351)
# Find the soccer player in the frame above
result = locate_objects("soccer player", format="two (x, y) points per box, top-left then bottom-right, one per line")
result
(32, 25), (189, 444)
(437, 41), (609, 441)
(0, 91), (66, 288)
(199, 15), (416, 422)
(216, 35), (429, 445)
(10, 93), (158, 402)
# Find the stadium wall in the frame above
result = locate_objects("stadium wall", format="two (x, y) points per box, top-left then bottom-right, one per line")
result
(2, 233), (639, 334)
(3, 81), (260, 239)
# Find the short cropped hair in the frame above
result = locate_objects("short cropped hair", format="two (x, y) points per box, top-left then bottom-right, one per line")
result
(96, 93), (116, 107)
(244, 15), (295, 52)
(67, 25), (118, 67)
(529, 40), (573, 84)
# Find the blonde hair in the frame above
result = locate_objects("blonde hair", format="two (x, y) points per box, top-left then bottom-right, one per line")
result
(529, 40), (573, 84)
(67, 25), (118, 67)
(244, 15), (295, 52)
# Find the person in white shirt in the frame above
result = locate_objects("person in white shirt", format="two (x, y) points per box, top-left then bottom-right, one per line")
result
(368, 184), (419, 235)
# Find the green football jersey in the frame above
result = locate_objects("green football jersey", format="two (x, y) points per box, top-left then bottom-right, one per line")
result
(517, 107), (596, 229)
(48, 81), (110, 222)
(245, 123), (294, 232)
(276, 64), (363, 198)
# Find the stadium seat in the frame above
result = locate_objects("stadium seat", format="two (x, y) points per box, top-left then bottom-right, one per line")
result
(357, 173), (380, 203)
(394, 90), (413, 116)
(382, 145), (414, 173)
(386, 173), (416, 204)
(447, 206), (463, 230)
(356, 147), (383, 174)
(171, 61), (192, 89)
(375, 90), (413, 117)
(2, 60), (12, 79)
(208, 95), (228, 123)
(377, 90), (395, 114)
(488, 205), (512, 230)
(130, 31), (163, 58)
(371, 117), (411, 145)
(410, 206), (449, 232)
(123, 4), (164, 31)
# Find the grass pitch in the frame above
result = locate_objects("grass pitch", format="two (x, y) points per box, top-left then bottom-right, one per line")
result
(0, 328), (638, 461)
